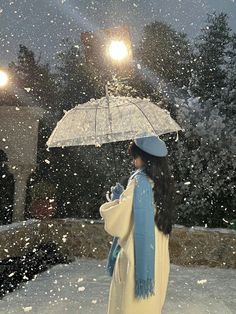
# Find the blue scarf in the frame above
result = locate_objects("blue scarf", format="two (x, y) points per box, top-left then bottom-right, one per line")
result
(106, 168), (155, 299)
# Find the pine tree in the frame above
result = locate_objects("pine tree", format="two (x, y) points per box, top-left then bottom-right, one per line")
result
(190, 13), (231, 101)
(138, 21), (192, 88)
(223, 33), (236, 119)
(9, 45), (58, 112)
(56, 38), (104, 111)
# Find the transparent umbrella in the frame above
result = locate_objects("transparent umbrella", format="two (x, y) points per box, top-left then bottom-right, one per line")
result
(47, 95), (182, 148)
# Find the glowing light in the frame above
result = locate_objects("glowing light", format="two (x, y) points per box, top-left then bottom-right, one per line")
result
(108, 40), (129, 61)
(0, 70), (9, 87)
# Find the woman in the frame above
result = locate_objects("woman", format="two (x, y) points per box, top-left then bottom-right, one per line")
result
(100, 135), (175, 314)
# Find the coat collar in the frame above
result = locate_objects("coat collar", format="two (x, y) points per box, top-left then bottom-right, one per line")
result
(129, 167), (145, 181)
(129, 167), (154, 188)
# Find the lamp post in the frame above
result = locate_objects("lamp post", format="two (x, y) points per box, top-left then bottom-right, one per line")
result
(81, 26), (132, 72)
(0, 68), (44, 222)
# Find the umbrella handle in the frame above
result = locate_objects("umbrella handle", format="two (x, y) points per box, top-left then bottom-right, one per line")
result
(105, 82), (118, 180)
(175, 130), (179, 142)
(106, 191), (112, 202)
(111, 142), (118, 179)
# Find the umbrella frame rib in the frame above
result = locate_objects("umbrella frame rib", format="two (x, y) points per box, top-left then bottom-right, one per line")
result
(128, 99), (158, 135)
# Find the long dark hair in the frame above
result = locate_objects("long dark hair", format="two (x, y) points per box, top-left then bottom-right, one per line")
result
(128, 141), (175, 235)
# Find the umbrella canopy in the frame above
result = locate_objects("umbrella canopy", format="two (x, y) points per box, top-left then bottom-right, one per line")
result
(47, 96), (182, 148)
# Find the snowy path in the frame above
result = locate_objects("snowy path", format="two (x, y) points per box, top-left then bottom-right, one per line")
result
(0, 258), (235, 314)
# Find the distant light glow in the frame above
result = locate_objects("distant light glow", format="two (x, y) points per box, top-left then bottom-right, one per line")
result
(0, 70), (9, 87)
(108, 40), (129, 61)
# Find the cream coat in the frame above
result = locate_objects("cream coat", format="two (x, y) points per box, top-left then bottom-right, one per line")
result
(100, 177), (170, 314)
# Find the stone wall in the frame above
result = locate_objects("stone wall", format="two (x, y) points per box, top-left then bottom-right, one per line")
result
(169, 225), (236, 268)
(0, 219), (235, 268)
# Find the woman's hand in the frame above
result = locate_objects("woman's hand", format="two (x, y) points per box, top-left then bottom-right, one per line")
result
(110, 182), (124, 201)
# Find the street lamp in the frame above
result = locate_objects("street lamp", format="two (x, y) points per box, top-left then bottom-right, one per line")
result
(81, 26), (132, 67)
(0, 70), (9, 88)
(108, 40), (129, 62)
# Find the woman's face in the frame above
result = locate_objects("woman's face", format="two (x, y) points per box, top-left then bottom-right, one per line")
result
(133, 156), (144, 169)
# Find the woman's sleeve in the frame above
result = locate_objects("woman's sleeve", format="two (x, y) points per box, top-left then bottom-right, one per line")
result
(99, 179), (136, 238)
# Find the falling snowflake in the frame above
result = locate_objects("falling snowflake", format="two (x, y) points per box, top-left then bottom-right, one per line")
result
(23, 307), (32, 312)
(197, 279), (207, 285)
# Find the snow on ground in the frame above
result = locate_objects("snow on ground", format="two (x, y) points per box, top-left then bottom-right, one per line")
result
(0, 258), (235, 314)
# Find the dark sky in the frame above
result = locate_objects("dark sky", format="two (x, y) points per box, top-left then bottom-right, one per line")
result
(0, 0), (235, 68)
